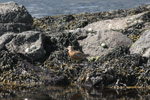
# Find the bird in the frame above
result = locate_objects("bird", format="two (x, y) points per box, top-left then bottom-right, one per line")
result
(67, 46), (89, 60)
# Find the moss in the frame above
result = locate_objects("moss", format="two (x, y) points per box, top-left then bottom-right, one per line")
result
(90, 57), (96, 61)
(128, 34), (140, 42)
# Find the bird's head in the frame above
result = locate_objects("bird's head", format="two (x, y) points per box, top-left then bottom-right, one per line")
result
(67, 46), (72, 51)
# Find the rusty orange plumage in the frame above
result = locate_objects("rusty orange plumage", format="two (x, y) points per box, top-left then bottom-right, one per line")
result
(67, 46), (89, 60)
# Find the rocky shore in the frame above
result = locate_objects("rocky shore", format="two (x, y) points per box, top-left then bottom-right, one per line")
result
(1, 1), (150, 96)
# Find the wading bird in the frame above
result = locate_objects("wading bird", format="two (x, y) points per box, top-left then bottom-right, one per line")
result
(67, 46), (89, 60)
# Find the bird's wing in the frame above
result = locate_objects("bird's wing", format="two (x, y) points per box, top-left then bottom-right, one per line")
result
(74, 51), (82, 57)
(74, 51), (88, 57)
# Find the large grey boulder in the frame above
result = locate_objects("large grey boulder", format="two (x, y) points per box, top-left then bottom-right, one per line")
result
(83, 12), (145, 31)
(0, 1), (33, 33)
(78, 30), (133, 59)
(1, 31), (46, 60)
(130, 30), (150, 57)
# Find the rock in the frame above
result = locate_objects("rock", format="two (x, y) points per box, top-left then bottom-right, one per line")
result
(130, 30), (150, 57)
(62, 15), (75, 22)
(0, 49), (70, 87)
(0, 1), (32, 23)
(0, 33), (15, 50)
(42, 71), (71, 86)
(1, 2), (150, 91)
(78, 30), (133, 59)
(0, 23), (32, 34)
(77, 47), (148, 88)
(33, 4), (150, 33)
(0, 50), (42, 87)
(65, 28), (89, 40)
(0, 1), (33, 33)
(83, 12), (145, 32)
(5, 31), (45, 60)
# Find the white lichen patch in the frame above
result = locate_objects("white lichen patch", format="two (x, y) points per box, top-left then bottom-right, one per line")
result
(25, 45), (37, 53)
